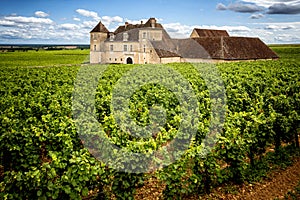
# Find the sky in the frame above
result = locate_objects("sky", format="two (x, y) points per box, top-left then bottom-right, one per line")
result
(0, 0), (299, 44)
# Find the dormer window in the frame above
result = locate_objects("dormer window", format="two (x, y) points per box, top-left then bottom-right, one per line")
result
(142, 32), (147, 39)
(109, 33), (115, 41)
(123, 32), (128, 41)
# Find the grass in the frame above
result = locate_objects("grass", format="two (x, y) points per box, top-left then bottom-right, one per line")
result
(0, 45), (299, 68)
(0, 49), (89, 68)
(270, 45), (300, 62)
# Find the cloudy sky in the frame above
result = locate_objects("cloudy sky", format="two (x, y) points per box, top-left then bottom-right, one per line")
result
(0, 0), (299, 44)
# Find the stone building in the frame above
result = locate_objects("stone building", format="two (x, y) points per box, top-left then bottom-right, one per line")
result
(90, 18), (278, 64)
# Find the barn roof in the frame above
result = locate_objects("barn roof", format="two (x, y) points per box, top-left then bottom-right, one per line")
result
(151, 37), (211, 59)
(151, 36), (278, 60)
(191, 28), (229, 37)
(90, 21), (109, 33)
(192, 37), (279, 60)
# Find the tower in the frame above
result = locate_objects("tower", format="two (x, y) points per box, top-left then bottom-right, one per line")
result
(90, 21), (109, 63)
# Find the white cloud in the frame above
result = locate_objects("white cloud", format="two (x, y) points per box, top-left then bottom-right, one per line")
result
(0, 20), (16, 26)
(216, 3), (227, 10)
(101, 16), (123, 26)
(241, 0), (299, 8)
(274, 34), (300, 42)
(216, 2), (264, 13)
(76, 9), (100, 21)
(164, 23), (194, 38)
(81, 21), (97, 29)
(265, 24), (295, 30)
(4, 16), (53, 24)
(60, 23), (80, 30)
(163, 22), (252, 39)
(217, 1), (300, 15)
(250, 13), (264, 19)
(73, 17), (81, 22)
(0, 12), (299, 44)
(35, 11), (49, 18)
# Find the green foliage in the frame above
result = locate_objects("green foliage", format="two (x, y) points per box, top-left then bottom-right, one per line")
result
(0, 47), (299, 199)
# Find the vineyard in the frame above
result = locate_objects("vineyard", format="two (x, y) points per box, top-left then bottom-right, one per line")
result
(0, 47), (300, 199)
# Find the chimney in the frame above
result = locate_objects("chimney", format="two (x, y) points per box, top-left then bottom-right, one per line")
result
(125, 22), (129, 29)
(150, 18), (156, 28)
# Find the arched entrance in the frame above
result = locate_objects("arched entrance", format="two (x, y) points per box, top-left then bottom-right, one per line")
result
(126, 57), (133, 64)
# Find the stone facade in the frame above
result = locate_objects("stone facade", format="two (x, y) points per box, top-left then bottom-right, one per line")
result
(90, 18), (278, 64)
(90, 18), (165, 64)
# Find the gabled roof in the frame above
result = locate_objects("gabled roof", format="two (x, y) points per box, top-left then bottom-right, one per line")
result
(90, 21), (109, 33)
(222, 37), (279, 60)
(192, 37), (279, 60)
(191, 28), (229, 37)
(114, 18), (163, 34)
(151, 38), (210, 59)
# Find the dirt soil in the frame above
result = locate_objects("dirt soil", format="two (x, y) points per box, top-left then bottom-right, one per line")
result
(135, 157), (300, 200)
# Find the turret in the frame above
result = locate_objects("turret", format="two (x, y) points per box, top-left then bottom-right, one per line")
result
(90, 21), (109, 52)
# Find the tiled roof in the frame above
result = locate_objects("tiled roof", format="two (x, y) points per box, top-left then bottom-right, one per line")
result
(114, 18), (163, 34)
(154, 49), (180, 58)
(108, 28), (140, 42)
(192, 37), (279, 60)
(151, 38), (210, 59)
(192, 28), (229, 37)
(222, 37), (279, 60)
(90, 21), (109, 33)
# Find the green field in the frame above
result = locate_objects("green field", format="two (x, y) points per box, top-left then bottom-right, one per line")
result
(0, 47), (299, 199)
(0, 49), (89, 67)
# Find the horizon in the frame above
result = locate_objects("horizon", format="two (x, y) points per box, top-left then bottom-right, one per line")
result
(0, 0), (300, 44)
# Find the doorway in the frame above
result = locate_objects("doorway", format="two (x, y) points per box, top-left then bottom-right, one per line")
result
(126, 57), (133, 64)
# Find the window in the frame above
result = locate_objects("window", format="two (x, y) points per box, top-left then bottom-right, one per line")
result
(143, 32), (147, 39)
(115, 58), (117, 61)
(110, 45), (113, 52)
(92, 34), (97, 40)
(94, 45), (96, 51)
(123, 32), (128, 41)
(143, 45), (146, 53)
(109, 33), (115, 41)
(130, 45), (133, 52)
(124, 45), (128, 52)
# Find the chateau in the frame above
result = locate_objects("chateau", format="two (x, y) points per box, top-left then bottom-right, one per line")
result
(90, 18), (278, 64)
